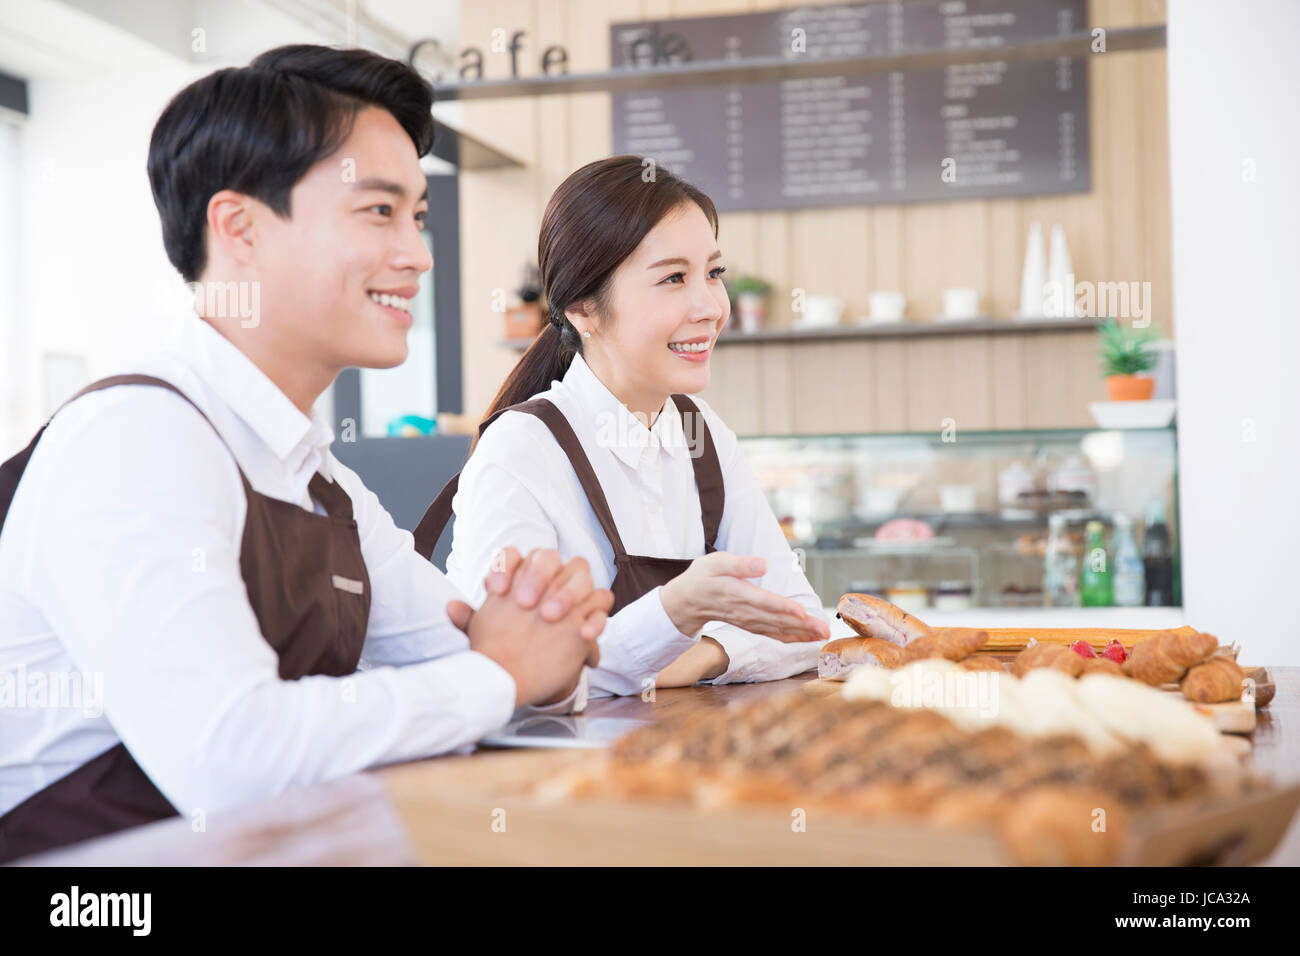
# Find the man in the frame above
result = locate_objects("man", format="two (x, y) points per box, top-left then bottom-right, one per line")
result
(0, 45), (610, 862)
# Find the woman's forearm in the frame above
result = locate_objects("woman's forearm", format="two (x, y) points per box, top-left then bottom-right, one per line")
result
(655, 637), (729, 687)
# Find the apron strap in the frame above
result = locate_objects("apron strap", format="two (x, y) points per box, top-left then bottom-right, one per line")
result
(672, 395), (725, 553)
(307, 473), (354, 521)
(65, 375), (256, 493)
(412, 399), (542, 560)
(413, 397), (633, 563)
(1, 374), (255, 536)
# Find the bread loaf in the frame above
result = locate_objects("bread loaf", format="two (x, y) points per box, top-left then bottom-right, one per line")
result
(836, 593), (933, 646)
(818, 636), (904, 679)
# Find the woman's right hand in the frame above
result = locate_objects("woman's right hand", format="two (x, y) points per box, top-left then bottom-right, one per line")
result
(658, 552), (830, 643)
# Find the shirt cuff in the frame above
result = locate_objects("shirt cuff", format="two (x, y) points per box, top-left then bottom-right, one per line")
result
(437, 650), (518, 738)
(700, 624), (826, 685)
(586, 587), (697, 697)
(517, 668), (589, 717)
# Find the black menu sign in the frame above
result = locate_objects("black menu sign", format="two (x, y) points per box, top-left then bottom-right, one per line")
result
(611, 0), (1089, 212)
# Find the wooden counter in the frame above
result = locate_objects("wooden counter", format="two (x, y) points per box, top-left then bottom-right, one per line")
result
(19, 667), (1300, 866)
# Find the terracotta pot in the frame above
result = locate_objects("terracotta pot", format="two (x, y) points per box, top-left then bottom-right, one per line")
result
(1105, 374), (1155, 401)
(736, 292), (767, 333)
(504, 302), (543, 340)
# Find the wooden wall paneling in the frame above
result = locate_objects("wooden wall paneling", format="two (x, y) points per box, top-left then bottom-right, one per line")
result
(755, 211), (793, 326)
(757, 344), (796, 434)
(566, 0), (635, 167)
(789, 208), (871, 324)
(790, 341), (875, 435)
(458, 0), (541, 422)
(1091, 0), (1146, 305)
(1023, 331), (1074, 428)
(1138, 49), (1172, 333)
(870, 206), (906, 309)
(903, 201), (988, 321)
(948, 333), (994, 430)
(901, 336), (994, 433)
(1063, 330), (1107, 426)
(535, 0), (573, 214)
(989, 333), (1028, 429)
(703, 342), (762, 434)
(903, 338), (947, 432)
(639, 0), (676, 18)
(871, 339), (908, 432)
(985, 201), (1021, 318)
(718, 209), (759, 345)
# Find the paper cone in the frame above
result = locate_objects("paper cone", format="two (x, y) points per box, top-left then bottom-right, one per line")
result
(1018, 221), (1047, 319)
(1045, 224), (1075, 318)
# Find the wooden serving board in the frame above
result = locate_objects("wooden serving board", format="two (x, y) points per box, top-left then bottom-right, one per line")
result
(378, 749), (1300, 866)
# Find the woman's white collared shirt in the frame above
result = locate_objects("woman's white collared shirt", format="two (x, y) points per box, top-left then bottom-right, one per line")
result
(445, 354), (827, 697)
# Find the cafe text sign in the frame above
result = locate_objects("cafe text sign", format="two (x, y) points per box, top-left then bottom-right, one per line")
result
(611, 0), (1090, 213)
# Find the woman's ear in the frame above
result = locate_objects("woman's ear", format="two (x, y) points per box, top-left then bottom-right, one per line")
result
(564, 299), (596, 336)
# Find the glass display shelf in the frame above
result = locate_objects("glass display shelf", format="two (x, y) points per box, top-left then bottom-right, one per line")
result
(743, 426), (1180, 611)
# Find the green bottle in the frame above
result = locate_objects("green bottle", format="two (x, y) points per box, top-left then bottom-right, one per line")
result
(1079, 520), (1113, 607)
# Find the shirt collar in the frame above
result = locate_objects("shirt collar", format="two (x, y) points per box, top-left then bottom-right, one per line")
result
(561, 354), (689, 468)
(170, 312), (336, 474)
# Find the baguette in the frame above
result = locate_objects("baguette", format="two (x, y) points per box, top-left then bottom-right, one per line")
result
(818, 636), (904, 679)
(980, 625), (1200, 652)
(836, 593), (933, 647)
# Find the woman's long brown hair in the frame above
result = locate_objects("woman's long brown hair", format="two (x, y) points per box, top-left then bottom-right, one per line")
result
(474, 155), (718, 448)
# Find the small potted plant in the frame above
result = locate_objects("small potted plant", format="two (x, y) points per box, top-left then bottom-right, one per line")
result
(727, 275), (771, 333)
(1098, 318), (1159, 401)
(504, 263), (544, 340)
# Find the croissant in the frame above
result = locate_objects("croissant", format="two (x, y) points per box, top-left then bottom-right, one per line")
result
(959, 655), (1007, 673)
(1079, 656), (1125, 678)
(935, 627), (990, 659)
(1124, 630), (1218, 685)
(1011, 643), (1085, 678)
(899, 627), (989, 665)
(1181, 657), (1246, 703)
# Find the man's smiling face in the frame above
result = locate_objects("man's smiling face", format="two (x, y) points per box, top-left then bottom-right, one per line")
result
(249, 106), (432, 370)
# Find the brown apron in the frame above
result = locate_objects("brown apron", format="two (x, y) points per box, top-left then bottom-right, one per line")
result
(414, 395), (724, 614)
(0, 374), (371, 862)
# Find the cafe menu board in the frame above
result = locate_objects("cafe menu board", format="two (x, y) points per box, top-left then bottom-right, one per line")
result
(610, 0), (1089, 213)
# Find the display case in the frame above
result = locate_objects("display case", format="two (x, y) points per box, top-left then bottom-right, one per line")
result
(741, 427), (1180, 611)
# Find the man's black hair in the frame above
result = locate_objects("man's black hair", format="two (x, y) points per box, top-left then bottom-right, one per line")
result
(147, 44), (435, 282)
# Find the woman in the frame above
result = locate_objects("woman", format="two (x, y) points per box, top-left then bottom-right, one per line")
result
(417, 155), (830, 695)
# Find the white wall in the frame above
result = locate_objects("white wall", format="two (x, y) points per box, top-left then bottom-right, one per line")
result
(0, 0), (460, 453)
(1168, 0), (1300, 665)
(0, 115), (21, 457)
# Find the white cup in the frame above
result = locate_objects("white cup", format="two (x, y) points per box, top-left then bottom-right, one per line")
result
(942, 287), (980, 320)
(867, 291), (906, 323)
(799, 294), (844, 328)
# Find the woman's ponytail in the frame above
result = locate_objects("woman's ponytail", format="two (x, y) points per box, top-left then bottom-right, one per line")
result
(473, 319), (579, 450)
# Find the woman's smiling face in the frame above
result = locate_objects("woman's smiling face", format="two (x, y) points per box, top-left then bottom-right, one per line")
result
(569, 201), (730, 416)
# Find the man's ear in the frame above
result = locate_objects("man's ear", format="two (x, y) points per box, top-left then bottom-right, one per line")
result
(206, 189), (257, 268)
